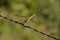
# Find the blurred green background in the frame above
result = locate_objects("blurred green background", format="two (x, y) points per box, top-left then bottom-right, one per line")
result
(0, 0), (59, 40)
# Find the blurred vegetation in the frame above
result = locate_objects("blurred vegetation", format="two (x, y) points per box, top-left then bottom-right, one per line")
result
(0, 0), (59, 40)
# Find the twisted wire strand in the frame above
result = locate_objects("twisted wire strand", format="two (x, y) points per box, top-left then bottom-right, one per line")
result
(0, 15), (60, 40)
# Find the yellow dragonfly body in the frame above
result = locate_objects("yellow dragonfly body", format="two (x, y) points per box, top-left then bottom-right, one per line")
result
(24, 14), (36, 23)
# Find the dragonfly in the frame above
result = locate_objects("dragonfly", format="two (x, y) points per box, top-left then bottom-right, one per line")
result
(15, 13), (37, 24)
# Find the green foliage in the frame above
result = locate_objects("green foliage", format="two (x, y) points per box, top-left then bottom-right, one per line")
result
(0, 0), (59, 40)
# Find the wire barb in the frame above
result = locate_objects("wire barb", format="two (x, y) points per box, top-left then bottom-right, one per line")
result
(0, 15), (60, 40)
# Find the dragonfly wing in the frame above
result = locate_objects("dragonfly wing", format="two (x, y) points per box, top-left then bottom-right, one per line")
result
(15, 15), (27, 18)
(31, 20), (37, 24)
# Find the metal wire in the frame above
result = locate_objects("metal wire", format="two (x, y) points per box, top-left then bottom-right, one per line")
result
(0, 15), (60, 40)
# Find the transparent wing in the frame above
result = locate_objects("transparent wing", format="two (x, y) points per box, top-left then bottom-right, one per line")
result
(15, 15), (26, 18)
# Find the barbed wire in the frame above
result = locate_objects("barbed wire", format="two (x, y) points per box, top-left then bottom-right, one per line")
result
(0, 15), (60, 40)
